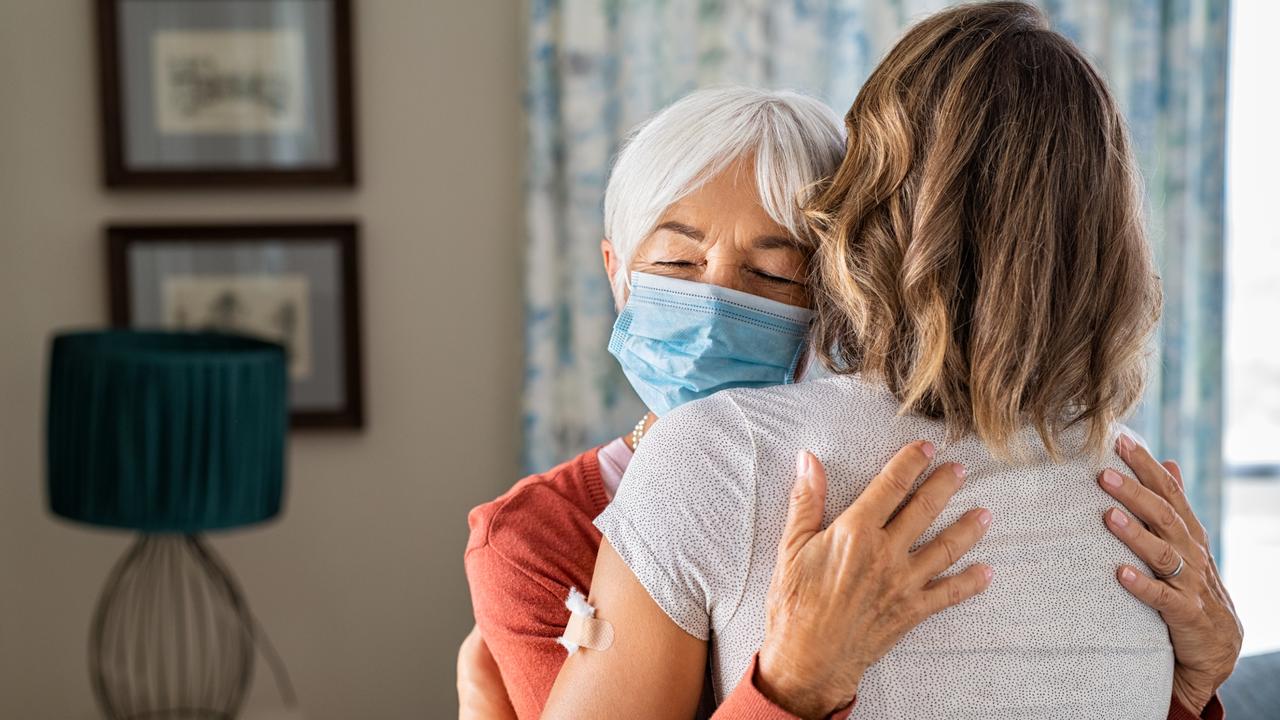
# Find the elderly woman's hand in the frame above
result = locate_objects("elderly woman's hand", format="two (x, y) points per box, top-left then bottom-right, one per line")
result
(1099, 435), (1243, 714)
(756, 442), (994, 718)
(456, 625), (516, 720)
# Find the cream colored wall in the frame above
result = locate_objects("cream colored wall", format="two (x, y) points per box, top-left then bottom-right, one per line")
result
(0, 2), (522, 718)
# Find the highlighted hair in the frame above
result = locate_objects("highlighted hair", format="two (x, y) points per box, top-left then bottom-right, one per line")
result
(807, 2), (1161, 459)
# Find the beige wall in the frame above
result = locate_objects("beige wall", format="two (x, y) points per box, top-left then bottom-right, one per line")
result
(0, 2), (523, 717)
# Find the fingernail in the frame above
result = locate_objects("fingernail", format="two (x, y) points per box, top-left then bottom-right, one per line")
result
(1100, 469), (1122, 488)
(982, 566), (994, 582)
(920, 441), (936, 459)
(1109, 508), (1129, 528)
(1117, 434), (1133, 454)
(1119, 566), (1137, 583)
(796, 450), (811, 478)
(977, 508), (992, 528)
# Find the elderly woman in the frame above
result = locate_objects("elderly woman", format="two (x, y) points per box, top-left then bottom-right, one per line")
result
(543, 4), (1239, 720)
(462, 87), (1004, 719)
(462, 86), (859, 720)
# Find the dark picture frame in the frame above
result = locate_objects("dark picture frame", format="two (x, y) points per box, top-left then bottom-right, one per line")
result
(107, 222), (365, 428)
(96, 0), (356, 187)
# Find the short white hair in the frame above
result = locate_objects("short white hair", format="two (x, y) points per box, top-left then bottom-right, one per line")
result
(603, 86), (846, 297)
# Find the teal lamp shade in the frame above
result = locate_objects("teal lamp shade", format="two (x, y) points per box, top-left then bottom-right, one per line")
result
(46, 330), (287, 532)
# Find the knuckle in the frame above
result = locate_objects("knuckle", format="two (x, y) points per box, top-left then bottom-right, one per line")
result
(937, 538), (962, 568)
(842, 519), (871, 545)
(915, 490), (944, 519)
(1196, 545), (1212, 567)
(830, 525), (856, 555)
(1153, 505), (1179, 531)
(789, 484), (814, 507)
(881, 470), (913, 495)
(1154, 544), (1179, 572)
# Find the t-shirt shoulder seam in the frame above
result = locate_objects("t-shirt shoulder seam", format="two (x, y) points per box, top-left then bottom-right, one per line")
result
(714, 393), (759, 636)
(597, 508), (711, 641)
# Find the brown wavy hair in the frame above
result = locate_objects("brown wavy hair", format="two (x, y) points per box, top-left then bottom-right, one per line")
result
(806, 1), (1161, 459)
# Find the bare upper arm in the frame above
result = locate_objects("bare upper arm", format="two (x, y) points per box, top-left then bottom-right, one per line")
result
(543, 537), (708, 720)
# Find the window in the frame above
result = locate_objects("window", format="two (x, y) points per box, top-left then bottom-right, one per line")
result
(1223, 0), (1280, 658)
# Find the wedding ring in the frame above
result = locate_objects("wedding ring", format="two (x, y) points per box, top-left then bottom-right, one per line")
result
(1154, 554), (1185, 579)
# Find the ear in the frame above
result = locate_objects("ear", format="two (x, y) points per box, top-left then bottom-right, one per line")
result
(601, 239), (627, 310)
(601, 238), (621, 285)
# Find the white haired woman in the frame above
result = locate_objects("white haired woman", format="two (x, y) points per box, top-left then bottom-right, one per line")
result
(460, 86), (875, 720)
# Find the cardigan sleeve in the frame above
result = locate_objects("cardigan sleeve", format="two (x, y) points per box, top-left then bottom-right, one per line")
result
(464, 540), (575, 720)
(1168, 693), (1225, 720)
(712, 653), (854, 720)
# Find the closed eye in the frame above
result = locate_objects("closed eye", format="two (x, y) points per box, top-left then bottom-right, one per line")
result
(750, 268), (804, 286)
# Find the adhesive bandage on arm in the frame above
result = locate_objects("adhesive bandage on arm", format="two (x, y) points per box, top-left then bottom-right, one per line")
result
(556, 587), (614, 655)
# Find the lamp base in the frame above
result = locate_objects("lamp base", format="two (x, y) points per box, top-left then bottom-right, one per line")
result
(90, 535), (255, 720)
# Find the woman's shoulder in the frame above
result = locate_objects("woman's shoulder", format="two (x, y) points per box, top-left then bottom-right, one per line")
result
(465, 447), (609, 559)
(716, 373), (907, 438)
(655, 373), (897, 430)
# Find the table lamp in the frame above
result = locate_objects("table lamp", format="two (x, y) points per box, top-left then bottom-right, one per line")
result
(46, 330), (288, 720)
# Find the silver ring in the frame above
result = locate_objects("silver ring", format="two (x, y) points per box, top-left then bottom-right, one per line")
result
(1154, 555), (1185, 579)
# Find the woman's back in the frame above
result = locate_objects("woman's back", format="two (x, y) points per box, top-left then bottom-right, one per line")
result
(595, 373), (1173, 719)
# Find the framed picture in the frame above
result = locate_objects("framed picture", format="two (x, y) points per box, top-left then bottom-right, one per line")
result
(108, 222), (364, 428)
(96, 0), (356, 187)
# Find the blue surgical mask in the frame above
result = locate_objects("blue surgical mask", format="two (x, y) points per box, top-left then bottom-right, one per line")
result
(608, 271), (813, 416)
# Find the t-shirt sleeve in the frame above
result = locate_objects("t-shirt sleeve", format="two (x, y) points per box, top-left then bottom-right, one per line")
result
(594, 392), (757, 640)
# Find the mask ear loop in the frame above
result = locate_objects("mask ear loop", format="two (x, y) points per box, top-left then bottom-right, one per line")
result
(784, 325), (815, 384)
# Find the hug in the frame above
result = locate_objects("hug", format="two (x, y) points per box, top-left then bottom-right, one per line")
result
(461, 4), (1240, 719)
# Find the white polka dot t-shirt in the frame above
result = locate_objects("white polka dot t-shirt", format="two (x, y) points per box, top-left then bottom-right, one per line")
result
(594, 374), (1174, 719)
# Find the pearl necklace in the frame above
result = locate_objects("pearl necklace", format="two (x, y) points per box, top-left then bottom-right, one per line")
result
(630, 414), (649, 450)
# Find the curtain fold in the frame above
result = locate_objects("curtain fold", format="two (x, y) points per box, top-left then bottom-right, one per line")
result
(522, 0), (1229, 549)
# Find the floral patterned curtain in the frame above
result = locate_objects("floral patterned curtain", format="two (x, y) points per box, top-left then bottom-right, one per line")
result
(521, 0), (1229, 549)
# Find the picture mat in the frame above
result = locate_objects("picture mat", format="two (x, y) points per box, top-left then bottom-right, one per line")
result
(118, 0), (336, 169)
(127, 240), (345, 410)
(152, 29), (307, 135)
(162, 273), (314, 380)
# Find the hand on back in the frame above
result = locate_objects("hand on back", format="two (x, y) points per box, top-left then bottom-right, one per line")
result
(757, 442), (994, 719)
